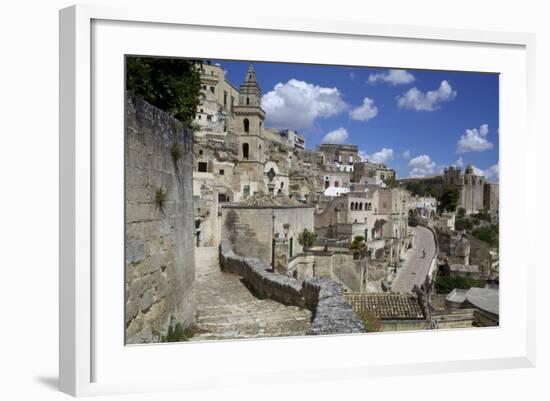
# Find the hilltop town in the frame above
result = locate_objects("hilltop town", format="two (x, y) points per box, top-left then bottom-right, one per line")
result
(125, 61), (500, 343)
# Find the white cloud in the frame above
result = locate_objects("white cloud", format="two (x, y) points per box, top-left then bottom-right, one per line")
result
(456, 124), (493, 153)
(349, 97), (378, 121)
(261, 79), (347, 130)
(483, 164), (499, 182)
(402, 150), (411, 159)
(472, 165), (485, 176)
(349, 71), (357, 80)
(322, 127), (349, 144)
(359, 148), (394, 164)
(455, 157), (464, 168)
(368, 69), (415, 86)
(408, 154), (437, 177)
(396, 80), (457, 111)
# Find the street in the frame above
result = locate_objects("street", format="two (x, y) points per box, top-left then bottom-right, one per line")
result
(391, 226), (436, 293)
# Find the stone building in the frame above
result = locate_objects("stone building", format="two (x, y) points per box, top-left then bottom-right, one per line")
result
(221, 194), (315, 273)
(317, 143), (360, 171)
(409, 196), (437, 219)
(314, 187), (412, 268)
(484, 182), (499, 215)
(402, 163), (499, 215)
(443, 164), (490, 214)
(352, 161), (396, 184)
(195, 62), (239, 133)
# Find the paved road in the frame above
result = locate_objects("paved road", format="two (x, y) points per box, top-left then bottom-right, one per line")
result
(391, 226), (436, 293)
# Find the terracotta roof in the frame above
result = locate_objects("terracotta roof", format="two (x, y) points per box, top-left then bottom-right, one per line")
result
(344, 292), (425, 320)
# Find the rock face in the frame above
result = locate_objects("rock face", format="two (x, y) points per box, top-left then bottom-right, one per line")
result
(219, 241), (366, 335)
(125, 93), (195, 344)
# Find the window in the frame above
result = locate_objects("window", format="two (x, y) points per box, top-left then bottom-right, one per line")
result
(259, 121), (262, 130)
(198, 162), (208, 172)
(242, 143), (249, 160)
(201, 85), (206, 90)
(243, 118), (249, 133)
(335, 181), (339, 187)
(243, 185), (250, 198)
(219, 169), (225, 175)
(246, 97), (250, 105)
(359, 203), (363, 210)
(210, 86), (215, 94)
(289, 237), (293, 258)
(206, 115), (212, 121)
(199, 150), (203, 156)
(325, 180), (330, 189)
(223, 91), (227, 108)
(218, 194), (227, 203)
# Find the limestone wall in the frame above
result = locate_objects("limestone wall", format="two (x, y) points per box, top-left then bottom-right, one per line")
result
(220, 241), (365, 335)
(125, 93), (195, 344)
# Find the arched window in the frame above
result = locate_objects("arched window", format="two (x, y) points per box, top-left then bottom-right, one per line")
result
(242, 143), (249, 160)
(243, 118), (249, 133)
(259, 121), (262, 130)
(359, 203), (363, 210)
(246, 97), (250, 105)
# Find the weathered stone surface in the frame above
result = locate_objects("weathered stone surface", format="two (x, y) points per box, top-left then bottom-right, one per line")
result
(220, 240), (365, 336)
(125, 93), (195, 344)
(191, 247), (311, 341)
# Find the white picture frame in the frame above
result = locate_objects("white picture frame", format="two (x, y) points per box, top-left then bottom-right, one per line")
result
(59, 4), (536, 397)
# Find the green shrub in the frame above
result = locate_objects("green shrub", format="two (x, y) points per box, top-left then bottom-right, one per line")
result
(297, 229), (316, 251)
(472, 226), (498, 248)
(155, 187), (167, 209)
(160, 322), (195, 342)
(356, 309), (381, 332)
(435, 276), (486, 294)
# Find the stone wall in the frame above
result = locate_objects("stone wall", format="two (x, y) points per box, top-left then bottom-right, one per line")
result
(219, 241), (365, 335)
(125, 93), (195, 344)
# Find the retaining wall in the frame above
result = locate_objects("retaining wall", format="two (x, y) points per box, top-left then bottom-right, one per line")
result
(220, 241), (365, 335)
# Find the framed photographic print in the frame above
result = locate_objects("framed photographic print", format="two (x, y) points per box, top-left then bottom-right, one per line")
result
(59, 4), (536, 397)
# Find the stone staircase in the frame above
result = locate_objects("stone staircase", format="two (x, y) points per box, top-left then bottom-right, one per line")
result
(190, 246), (311, 341)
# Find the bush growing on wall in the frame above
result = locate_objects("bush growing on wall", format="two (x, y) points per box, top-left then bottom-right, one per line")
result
(298, 229), (317, 251)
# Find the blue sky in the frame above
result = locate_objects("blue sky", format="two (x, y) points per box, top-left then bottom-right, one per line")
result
(211, 59), (499, 182)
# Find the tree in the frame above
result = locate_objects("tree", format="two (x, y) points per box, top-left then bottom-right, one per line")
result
(383, 176), (398, 188)
(472, 226), (499, 248)
(297, 229), (317, 251)
(435, 276), (486, 294)
(350, 235), (366, 250)
(126, 56), (202, 127)
(438, 184), (460, 213)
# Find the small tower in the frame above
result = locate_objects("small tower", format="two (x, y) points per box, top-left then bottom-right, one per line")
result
(233, 64), (266, 162)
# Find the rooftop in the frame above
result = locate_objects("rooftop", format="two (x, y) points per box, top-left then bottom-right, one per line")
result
(465, 287), (499, 316)
(344, 292), (425, 320)
(223, 193), (307, 208)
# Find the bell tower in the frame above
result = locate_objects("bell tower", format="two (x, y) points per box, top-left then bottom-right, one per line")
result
(234, 64), (266, 162)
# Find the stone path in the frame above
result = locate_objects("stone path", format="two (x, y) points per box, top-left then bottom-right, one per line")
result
(391, 226), (436, 293)
(190, 247), (311, 341)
